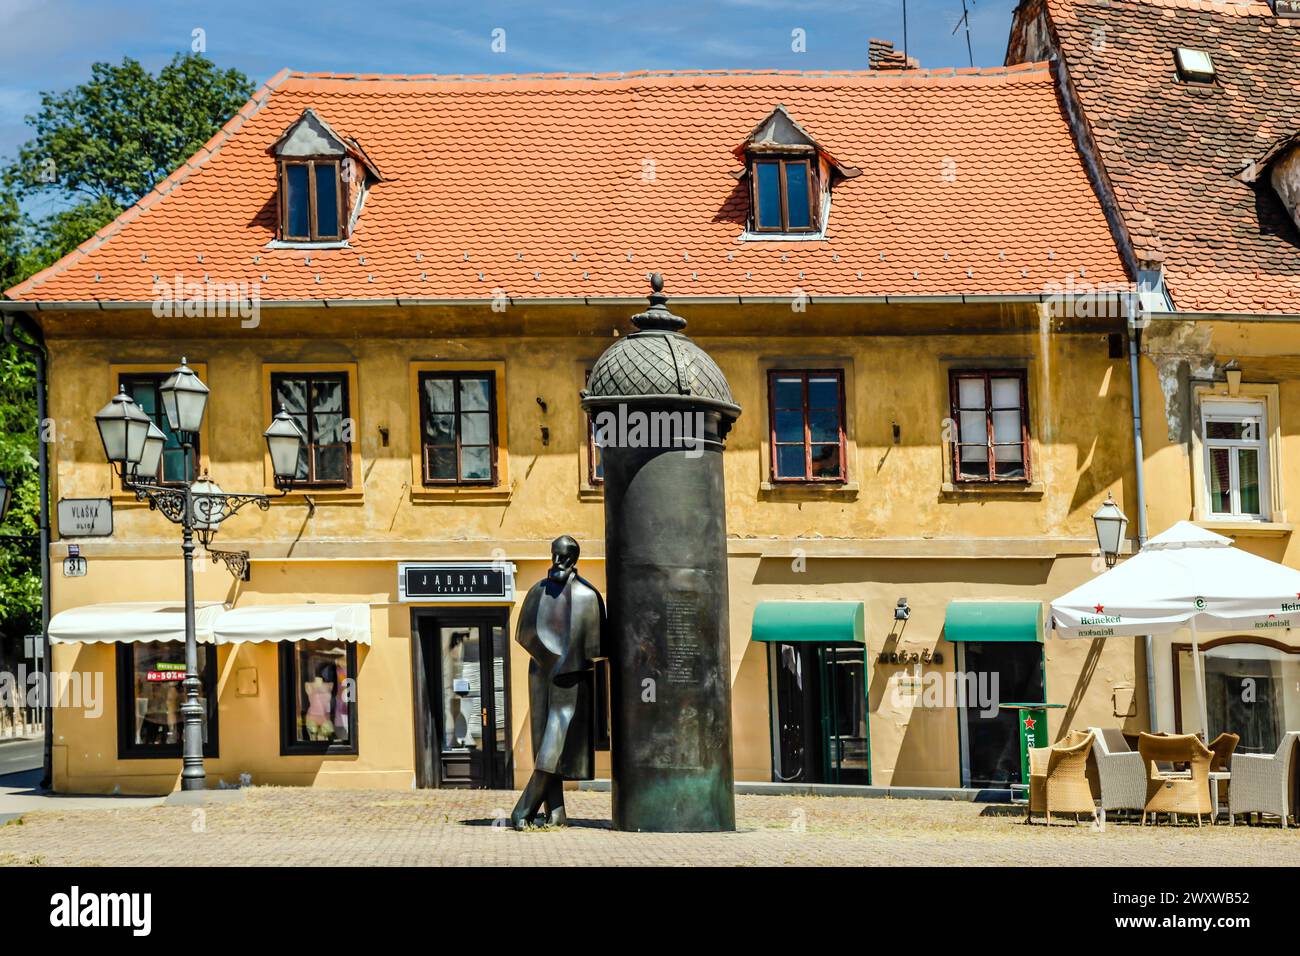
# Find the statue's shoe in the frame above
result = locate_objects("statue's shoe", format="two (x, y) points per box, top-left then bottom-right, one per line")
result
(546, 807), (568, 828)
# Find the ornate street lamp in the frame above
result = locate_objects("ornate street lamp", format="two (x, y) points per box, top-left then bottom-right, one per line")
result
(94, 388), (152, 468)
(264, 407), (307, 489)
(159, 357), (209, 435)
(1093, 492), (1130, 568)
(95, 360), (305, 791)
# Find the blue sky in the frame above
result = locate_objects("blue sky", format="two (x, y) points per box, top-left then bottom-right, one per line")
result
(0, 0), (1018, 199)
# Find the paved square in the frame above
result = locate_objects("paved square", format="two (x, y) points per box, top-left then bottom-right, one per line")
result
(2, 788), (1299, 866)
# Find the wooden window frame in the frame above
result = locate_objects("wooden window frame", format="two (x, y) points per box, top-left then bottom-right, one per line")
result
(750, 156), (818, 234)
(949, 369), (1032, 484)
(269, 370), (353, 488)
(279, 158), (343, 241)
(117, 371), (200, 487)
(584, 367), (604, 486)
(767, 368), (847, 483)
(418, 369), (500, 487)
(116, 642), (219, 760)
(278, 640), (360, 756)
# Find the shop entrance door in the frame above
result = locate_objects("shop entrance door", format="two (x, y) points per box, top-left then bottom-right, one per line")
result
(413, 609), (511, 789)
(959, 641), (1045, 787)
(770, 642), (869, 785)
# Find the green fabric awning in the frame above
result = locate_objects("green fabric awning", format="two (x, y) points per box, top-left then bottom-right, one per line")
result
(944, 601), (1042, 643)
(751, 601), (865, 644)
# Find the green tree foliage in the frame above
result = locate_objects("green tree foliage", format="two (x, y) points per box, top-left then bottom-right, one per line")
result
(0, 53), (254, 649)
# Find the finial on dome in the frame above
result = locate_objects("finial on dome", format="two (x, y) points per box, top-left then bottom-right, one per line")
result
(631, 272), (686, 332)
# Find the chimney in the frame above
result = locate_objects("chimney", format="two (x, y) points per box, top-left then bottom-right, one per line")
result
(868, 38), (919, 71)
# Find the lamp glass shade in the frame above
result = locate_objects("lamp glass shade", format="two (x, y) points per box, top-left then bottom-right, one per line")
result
(264, 408), (307, 481)
(159, 358), (209, 434)
(0, 476), (10, 525)
(1092, 494), (1129, 560)
(94, 388), (153, 465)
(190, 476), (226, 533)
(134, 421), (167, 481)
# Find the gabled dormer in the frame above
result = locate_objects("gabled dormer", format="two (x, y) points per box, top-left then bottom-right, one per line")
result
(734, 105), (858, 238)
(270, 108), (382, 245)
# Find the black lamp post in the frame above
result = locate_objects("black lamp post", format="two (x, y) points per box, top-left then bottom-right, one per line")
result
(94, 358), (305, 790)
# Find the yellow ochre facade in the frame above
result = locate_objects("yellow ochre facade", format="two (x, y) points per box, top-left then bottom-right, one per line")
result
(34, 299), (1150, 794)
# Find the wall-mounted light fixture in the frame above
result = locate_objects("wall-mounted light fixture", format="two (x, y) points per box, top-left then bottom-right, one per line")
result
(1223, 358), (1242, 397)
(894, 597), (910, 622)
(891, 420), (901, 444)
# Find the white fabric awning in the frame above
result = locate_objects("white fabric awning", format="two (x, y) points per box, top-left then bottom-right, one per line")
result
(49, 602), (227, 644)
(1049, 521), (1300, 639)
(213, 604), (372, 645)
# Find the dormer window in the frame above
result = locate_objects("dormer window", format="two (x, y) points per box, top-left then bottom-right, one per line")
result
(270, 108), (382, 245)
(282, 159), (341, 241)
(753, 157), (814, 233)
(735, 105), (858, 238)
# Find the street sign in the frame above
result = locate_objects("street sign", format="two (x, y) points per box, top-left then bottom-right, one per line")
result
(57, 498), (113, 537)
(23, 634), (43, 659)
(63, 555), (88, 577)
(398, 562), (516, 602)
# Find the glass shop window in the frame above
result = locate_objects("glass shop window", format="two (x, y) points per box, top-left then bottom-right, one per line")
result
(1176, 642), (1299, 754)
(116, 641), (217, 758)
(419, 371), (498, 485)
(280, 640), (358, 754)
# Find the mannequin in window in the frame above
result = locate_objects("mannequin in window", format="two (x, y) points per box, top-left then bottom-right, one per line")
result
(304, 662), (336, 741)
(510, 535), (606, 829)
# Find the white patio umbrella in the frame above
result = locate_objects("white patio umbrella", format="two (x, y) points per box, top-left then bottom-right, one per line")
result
(1050, 521), (1300, 738)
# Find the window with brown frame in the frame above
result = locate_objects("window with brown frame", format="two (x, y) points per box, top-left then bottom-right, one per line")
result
(418, 371), (498, 485)
(584, 368), (603, 486)
(270, 371), (352, 487)
(280, 159), (342, 241)
(751, 156), (816, 233)
(118, 373), (197, 486)
(949, 370), (1030, 482)
(768, 369), (846, 482)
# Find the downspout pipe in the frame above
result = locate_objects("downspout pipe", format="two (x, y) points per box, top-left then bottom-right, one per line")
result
(1126, 296), (1156, 731)
(2, 309), (52, 787)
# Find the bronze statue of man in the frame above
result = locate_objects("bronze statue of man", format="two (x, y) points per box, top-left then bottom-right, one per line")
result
(511, 535), (605, 829)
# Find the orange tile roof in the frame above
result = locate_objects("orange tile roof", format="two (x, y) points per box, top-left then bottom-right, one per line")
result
(1032, 0), (1300, 312)
(5, 65), (1127, 304)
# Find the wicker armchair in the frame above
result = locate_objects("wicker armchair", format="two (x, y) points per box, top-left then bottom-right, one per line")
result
(1137, 732), (1213, 826)
(1088, 727), (1147, 816)
(1208, 732), (1240, 772)
(1228, 731), (1300, 828)
(1028, 731), (1096, 825)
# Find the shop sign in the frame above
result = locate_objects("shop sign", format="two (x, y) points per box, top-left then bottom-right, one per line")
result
(57, 498), (113, 537)
(146, 663), (186, 683)
(398, 562), (516, 603)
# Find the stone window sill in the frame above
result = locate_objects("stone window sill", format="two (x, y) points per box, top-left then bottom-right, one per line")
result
(1196, 519), (1293, 537)
(941, 481), (1045, 498)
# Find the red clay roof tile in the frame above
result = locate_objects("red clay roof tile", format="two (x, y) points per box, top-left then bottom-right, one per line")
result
(6, 66), (1127, 303)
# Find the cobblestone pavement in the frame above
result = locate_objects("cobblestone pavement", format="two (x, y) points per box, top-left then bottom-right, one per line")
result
(1, 787), (1299, 866)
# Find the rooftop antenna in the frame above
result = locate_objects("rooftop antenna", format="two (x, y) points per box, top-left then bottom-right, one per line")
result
(952, 0), (975, 68)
